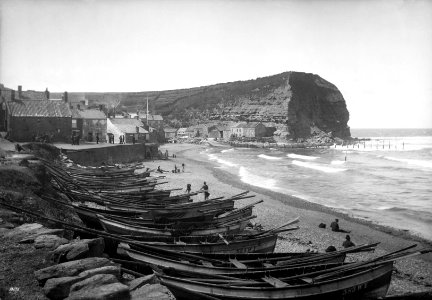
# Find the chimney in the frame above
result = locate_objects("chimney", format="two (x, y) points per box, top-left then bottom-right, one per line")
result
(63, 91), (68, 103)
(45, 88), (50, 100)
(11, 90), (15, 100)
(18, 85), (22, 99)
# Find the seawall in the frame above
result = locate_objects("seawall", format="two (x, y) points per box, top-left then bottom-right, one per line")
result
(63, 143), (159, 166)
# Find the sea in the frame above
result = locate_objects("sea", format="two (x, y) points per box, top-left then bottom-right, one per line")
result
(200, 128), (432, 242)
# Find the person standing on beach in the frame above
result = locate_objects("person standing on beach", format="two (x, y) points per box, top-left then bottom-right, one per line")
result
(182, 163), (185, 172)
(201, 182), (209, 200)
(186, 183), (191, 193)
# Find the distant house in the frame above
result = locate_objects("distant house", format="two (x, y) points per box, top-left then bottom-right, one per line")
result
(5, 100), (72, 142)
(231, 122), (267, 138)
(139, 113), (164, 128)
(164, 128), (178, 140)
(186, 125), (208, 138)
(208, 125), (231, 140)
(72, 109), (107, 142)
(107, 118), (149, 144)
(177, 127), (188, 137)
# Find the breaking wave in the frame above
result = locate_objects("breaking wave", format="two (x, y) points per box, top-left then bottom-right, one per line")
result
(221, 148), (234, 153)
(287, 153), (319, 160)
(292, 160), (347, 173)
(238, 166), (277, 189)
(258, 154), (283, 160)
(207, 154), (238, 167)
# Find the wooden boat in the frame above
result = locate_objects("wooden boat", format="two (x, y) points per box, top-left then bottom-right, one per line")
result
(124, 248), (346, 276)
(122, 243), (377, 277)
(97, 214), (255, 237)
(158, 262), (394, 300)
(126, 233), (278, 254)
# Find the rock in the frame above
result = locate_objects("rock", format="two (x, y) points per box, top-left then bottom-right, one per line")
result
(128, 274), (159, 291)
(41, 266), (121, 300)
(43, 276), (83, 300)
(35, 257), (115, 285)
(0, 221), (15, 229)
(66, 283), (130, 300)
(69, 274), (118, 294)
(131, 283), (173, 300)
(34, 234), (69, 250)
(50, 238), (105, 263)
(19, 228), (65, 244)
(78, 266), (121, 281)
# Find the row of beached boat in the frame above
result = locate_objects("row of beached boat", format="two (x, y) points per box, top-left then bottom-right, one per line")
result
(39, 159), (430, 300)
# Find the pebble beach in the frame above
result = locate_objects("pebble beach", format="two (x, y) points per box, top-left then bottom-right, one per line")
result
(147, 142), (432, 296)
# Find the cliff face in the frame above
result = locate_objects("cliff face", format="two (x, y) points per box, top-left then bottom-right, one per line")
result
(69, 71), (351, 139)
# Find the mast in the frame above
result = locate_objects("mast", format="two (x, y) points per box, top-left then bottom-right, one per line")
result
(146, 96), (149, 125)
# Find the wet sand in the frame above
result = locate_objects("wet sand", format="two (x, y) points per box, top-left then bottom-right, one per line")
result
(148, 142), (432, 295)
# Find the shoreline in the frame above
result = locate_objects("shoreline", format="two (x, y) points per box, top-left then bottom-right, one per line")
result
(155, 142), (432, 295)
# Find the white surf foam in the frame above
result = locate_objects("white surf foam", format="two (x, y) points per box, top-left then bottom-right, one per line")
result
(331, 160), (346, 165)
(292, 160), (347, 173)
(287, 153), (319, 160)
(221, 148), (234, 153)
(238, 166), (277, 189)
(258, 154), (283, 160)
(384, 156), (432, 169)
(207, 153), (238, 167)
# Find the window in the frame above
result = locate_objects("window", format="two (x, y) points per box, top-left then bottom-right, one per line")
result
(72, 119), (77, 128)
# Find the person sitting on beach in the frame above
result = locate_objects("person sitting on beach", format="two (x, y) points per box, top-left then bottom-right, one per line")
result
(330, 219), (351, 233)
(342, 235), (355, 248)
(157, 166), (163, 173)
(201, 182), (210, 200)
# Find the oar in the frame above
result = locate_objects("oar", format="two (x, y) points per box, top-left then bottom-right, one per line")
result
(250, 217), (300, 237)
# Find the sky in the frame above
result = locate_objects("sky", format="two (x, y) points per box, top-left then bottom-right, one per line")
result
(1, 0), (431, 128)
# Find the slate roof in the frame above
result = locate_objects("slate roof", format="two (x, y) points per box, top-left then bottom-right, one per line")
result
(7, 100), (72, 118)
(109, 118), (148, 134)
(72, 109), (106, 119)
(139, 113), (163, 121)
(235, 122), (262, 128)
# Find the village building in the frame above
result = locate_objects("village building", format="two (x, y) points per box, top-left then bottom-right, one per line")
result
(163, 128), (178, 140)
(107, 118), (148, 144)
(176, 127), (188, 137)
(72, 109), (107, 143)
(139, 113), (164, 128)
(231, 122), (268, 138)
(208, 125), (231, 140)
(185, 125), (208, 138)
(4, 100), (72, 142)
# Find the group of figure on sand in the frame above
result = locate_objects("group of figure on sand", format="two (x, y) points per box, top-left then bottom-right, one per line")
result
(322, 218), (355, 251)
(156, 163), (185, 174)
(185, 181), (210, 201)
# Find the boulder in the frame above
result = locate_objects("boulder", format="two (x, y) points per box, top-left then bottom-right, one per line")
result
(43, 276), (83, 300)
(131, 283), (173, 300)
(50, 238), (105, 263)
(19, 228), (65, 244)
(78, 266), (121, 281)
(41, 266), (121, 300)
(35, 257), (114, 285)
(128, 274), (159, 292)
(69, 274), (118, 294)
(34, 234), (69, 250)
(66, 283), (130, 300)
